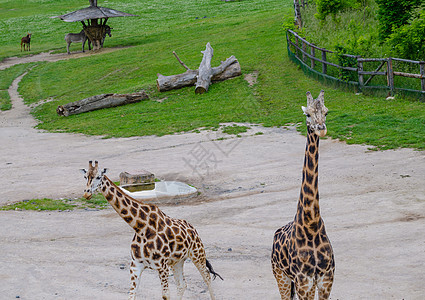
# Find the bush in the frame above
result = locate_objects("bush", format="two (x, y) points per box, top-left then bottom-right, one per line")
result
(335, 45), (358, 81)
(376, 0), (422, 39)
(315, 0), (346, 20)
(387, 10), (425, 60)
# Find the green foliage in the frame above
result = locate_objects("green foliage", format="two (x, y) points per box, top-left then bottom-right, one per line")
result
(387, 10), (425, 60)
(335, 45), (358, 82)
(376, 0), (422, 39)
(282, 13), (297, 31)
(302, 2), (387, 58)
(315, 0), (345, 20)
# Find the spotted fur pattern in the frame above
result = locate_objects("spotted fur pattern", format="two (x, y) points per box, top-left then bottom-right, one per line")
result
(271, 91), (335, 300)
(82, 161), (221, 300)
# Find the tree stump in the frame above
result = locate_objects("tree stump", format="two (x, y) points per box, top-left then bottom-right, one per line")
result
(84, 24), (106, 50)
(195, 42), (214, 94)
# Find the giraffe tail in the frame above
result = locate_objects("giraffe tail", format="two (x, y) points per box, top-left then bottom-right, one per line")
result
(290, 280), (295, 299)
(206, 259), (223, 281)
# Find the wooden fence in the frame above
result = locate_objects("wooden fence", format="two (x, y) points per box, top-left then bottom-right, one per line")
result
(287, 29), (425, 97)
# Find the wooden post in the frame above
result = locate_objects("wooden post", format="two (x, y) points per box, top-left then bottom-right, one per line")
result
(295, 36), (299, 59)
(310, 44), (315, 69)
(420, 62), (425, 91)
(294, 0), (302, 28)
(322, 50), (327, 74)
(358, 59), (364, 88)
(387, 58), (394, 96)
(302, 40), (306, 62)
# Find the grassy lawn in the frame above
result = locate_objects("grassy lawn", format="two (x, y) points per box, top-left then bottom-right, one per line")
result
(0, 194), (108, 211)
(0, 63), (35, 110)
(1, 0), (425, 150)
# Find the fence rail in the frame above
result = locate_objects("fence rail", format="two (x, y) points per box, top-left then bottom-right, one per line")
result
(287, 29), (425, 98)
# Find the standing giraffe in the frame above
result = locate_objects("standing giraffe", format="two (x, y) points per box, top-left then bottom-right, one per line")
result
(81, 161), (222, 300)
(271, 90), (335, 299)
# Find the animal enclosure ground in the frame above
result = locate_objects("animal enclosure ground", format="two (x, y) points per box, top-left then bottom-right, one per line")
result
(1, 87), (424, 298)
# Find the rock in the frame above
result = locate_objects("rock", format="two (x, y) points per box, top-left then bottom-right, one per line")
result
(119, 170), (155, 185)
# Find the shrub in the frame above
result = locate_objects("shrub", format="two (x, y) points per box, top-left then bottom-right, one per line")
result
(315, 0), (346, 20)
(376, 0), (422, 39)
(335, 45), (358, 82)
(387, 10), (425, 60)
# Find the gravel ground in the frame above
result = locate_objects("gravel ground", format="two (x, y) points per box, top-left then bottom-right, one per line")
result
(0, 52), (424, 299)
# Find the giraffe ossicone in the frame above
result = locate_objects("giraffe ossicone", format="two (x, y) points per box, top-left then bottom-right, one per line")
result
(271, 90), (335, 299)
(81, 160), (222, 300)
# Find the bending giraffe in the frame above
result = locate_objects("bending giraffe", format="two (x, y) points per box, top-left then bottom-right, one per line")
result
(271, 90), (335, 299)
(81, 161), (222, 300)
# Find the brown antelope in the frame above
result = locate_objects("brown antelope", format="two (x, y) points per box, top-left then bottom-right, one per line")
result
(20, 33), (32, 51)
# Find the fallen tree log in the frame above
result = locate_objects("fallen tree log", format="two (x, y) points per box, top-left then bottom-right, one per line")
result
(157, 69), (198, 92)
(156, 55), (241, 92)
(56, 91), (148, 116)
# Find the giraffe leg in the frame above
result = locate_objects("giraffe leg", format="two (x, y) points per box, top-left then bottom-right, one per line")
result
(191, 255), (215, 300)
(171, 259), (187, 300)
(295, 277), (316, 300)
(271, 263), (293, 300)
(317, 273), (334, 300)
(305, 282), (317, 300)
(158, 266), (170, 300)
(128, 259), (145, 300)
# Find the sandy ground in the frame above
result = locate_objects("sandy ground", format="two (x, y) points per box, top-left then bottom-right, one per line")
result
(1, 52), (425, 299)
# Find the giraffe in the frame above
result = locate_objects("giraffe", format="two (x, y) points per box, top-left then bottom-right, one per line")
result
(271, 90), (335, 300)
(81, 161), (222, 300)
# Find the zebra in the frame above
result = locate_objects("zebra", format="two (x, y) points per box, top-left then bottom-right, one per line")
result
(64, 30), (89, 54)
(64, 26), (112, 54)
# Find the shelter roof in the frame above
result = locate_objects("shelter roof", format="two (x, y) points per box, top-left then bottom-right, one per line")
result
(51, 6), (138, 22)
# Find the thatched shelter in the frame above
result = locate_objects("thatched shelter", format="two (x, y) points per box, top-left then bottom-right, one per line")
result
(52, 0), (138, 50)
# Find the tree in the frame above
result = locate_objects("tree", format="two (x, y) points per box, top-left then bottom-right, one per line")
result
(314, 0), (345, 20)
(376, 0), (423, 39)
(387, 10), (425, 60)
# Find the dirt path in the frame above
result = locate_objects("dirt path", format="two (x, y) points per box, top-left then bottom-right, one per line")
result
(0, 55), (424, 299)
(0, 47), (129, 71)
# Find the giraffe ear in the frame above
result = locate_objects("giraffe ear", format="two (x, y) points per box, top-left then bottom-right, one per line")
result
(80, 169), (87, 175)
(306, 91), (314, 106)
(101, 168), (108, 175)
(317, 89), (325, 103)
(302, 106), (308, 115)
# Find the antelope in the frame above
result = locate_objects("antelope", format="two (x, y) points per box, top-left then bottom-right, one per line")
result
(20, 33), (32, 51)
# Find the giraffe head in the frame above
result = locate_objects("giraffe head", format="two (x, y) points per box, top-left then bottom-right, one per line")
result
(302, 90), (328, 137)
(80, 160), (107, 200)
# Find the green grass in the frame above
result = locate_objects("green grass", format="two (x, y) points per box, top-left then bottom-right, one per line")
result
(0, 90), (11, 110)
(1, 0), (425, 150)
(221, 124), (251, 135)
(0, 63), (36, 110)
(0, 194), (108, 211)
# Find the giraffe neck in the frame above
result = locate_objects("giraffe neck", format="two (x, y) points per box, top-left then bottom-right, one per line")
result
(100, 175), (153, 232)
(294, 126), (322, 230)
